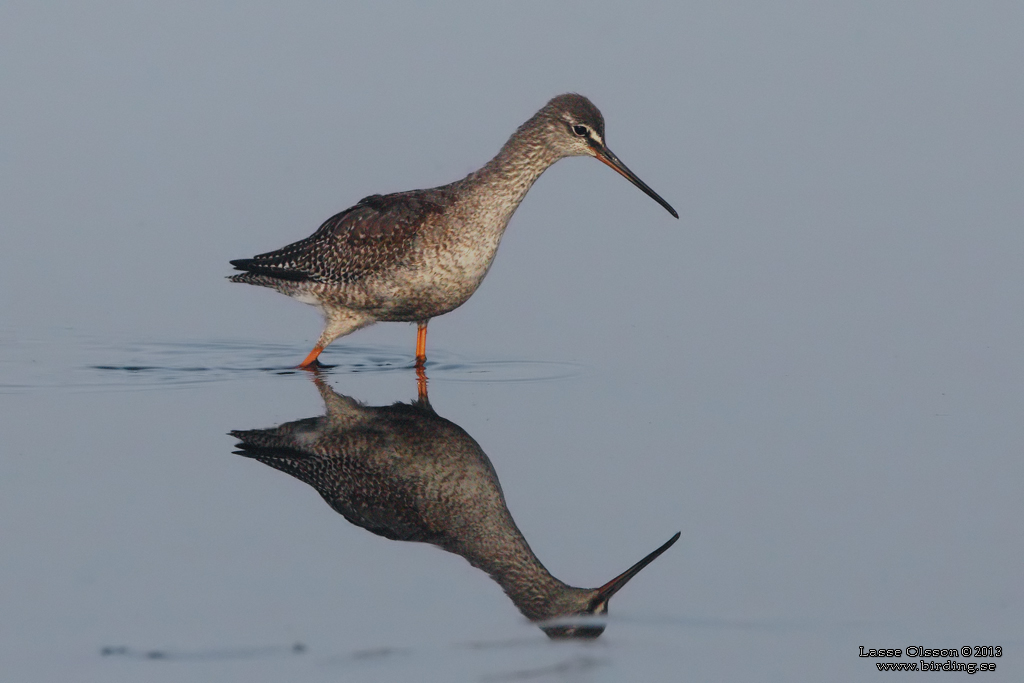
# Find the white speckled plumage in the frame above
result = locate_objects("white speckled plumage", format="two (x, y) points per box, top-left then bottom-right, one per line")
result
(230, 94), (677, 365)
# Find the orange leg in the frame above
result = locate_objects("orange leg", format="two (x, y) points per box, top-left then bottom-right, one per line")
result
(415, 362), (428, 401)
(298, 345), (324, 368)
(415, 320), (428, 365)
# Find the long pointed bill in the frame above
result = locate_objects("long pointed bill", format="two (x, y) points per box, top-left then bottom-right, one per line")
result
(593, 147), (679, 218)
(593, 531), (681, 606)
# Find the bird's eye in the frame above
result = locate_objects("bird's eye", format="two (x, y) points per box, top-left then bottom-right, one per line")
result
(572, 125), (588, 137)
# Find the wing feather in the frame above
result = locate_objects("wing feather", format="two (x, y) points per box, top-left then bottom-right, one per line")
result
(231, 190), (450, 284)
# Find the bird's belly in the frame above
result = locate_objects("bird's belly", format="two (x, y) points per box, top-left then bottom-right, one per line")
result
(376, 269), (484, 320)
(371, 246), (495, 321)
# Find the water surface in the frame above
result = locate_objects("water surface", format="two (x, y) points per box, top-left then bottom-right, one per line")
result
(3, 3), (1022, 681)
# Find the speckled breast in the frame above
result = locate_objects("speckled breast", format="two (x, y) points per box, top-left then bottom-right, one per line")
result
(370, 216), (507, 321)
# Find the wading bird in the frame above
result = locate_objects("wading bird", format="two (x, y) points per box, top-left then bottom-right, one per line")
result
(229, 94), (677, 367)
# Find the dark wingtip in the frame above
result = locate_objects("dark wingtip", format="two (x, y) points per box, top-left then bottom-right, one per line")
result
(228, 259), (311, 282)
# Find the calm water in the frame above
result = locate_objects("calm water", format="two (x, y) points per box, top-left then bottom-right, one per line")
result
(3, 328), (1020, 681)
(4, 3), (1023, 681)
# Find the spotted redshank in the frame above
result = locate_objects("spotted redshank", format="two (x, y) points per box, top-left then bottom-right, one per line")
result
(231, 374), (680, 638)
(230, 93), (677, 367)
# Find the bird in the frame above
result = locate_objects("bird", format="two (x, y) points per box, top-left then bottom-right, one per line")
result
(229, 93), (677, 367)
(230, 374), (680, 638)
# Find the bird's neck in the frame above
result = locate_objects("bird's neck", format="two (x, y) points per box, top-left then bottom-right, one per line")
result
(453, 523), (590, 622)
(459, 114), (563, 228)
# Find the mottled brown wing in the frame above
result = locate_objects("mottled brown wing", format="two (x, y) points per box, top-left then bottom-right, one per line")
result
(232, 190), (449, 284)
(230, 412), (438, 543)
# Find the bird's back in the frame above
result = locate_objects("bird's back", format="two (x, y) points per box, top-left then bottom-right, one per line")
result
(231, 400), (507, 544)
(230, 189), (454, 287)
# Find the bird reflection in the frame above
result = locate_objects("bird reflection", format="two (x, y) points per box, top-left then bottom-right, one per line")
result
(230, 374), (678, 639)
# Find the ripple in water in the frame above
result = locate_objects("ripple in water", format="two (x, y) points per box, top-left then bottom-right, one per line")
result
(0, 336), (584, 392)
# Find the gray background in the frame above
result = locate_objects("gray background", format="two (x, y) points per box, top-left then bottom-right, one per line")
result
(2, 1), (1021, 681)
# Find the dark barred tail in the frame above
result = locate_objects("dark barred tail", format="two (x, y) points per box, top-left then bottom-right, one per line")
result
(229, 258), (311, 282)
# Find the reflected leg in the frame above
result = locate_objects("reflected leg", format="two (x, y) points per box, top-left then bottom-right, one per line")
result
(416, 362), (428, 402)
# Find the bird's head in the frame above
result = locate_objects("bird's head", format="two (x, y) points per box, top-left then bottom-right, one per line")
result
(538, 531), (681, 639)
(539, 93), (678, 219)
